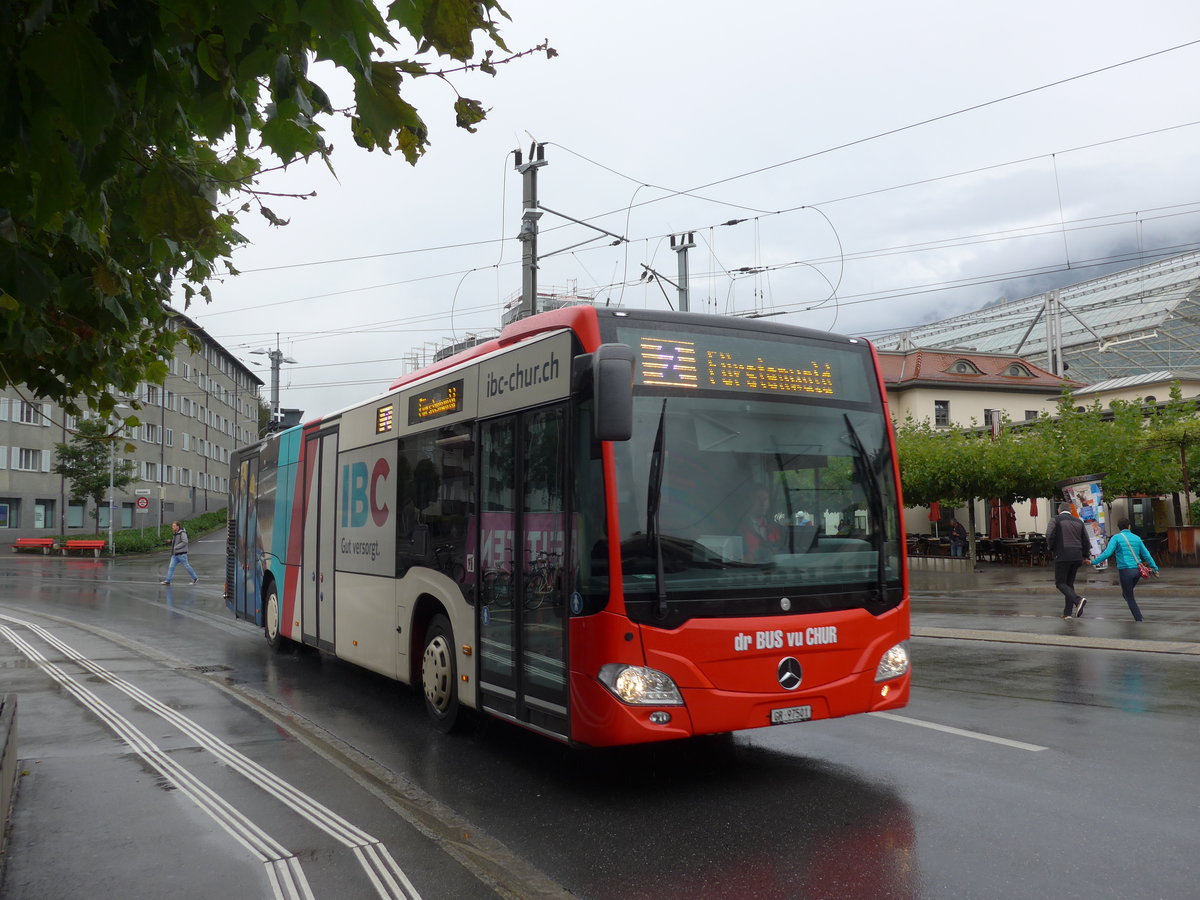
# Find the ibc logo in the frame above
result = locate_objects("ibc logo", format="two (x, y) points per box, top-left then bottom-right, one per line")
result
(342, 458), (390, 527)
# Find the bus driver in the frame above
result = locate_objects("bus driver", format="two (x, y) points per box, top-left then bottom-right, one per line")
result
(742, 485), (784, 563)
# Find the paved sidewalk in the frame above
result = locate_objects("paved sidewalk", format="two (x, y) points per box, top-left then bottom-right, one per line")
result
(910, 559), (1200, 655)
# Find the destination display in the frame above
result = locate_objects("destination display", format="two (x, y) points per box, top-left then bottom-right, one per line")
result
(408, 379), (463, 424)
(618, 328), (865, 398)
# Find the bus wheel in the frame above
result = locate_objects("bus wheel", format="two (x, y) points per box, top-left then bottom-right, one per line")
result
(421, 614), (460, 732)
(264, 585), (287, 652)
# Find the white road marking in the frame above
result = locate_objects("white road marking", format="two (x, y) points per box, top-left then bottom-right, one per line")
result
(870, 711), (1048, 751)
(1, 613), (421, 899)
(0, 623), (311, 900)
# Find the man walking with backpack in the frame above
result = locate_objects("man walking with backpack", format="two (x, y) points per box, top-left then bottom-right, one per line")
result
(161, 521), (199, 585)
(1046, 502), (1091, 619)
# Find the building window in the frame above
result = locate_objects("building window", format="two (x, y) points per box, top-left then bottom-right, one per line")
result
(68, 502), (85, 528)
(0, 501), (11, 527)
(34, 499), (54, 529)
(18, 401), (45, 425)
(948, 360), (981, 375)
(1025, 410), (1039, 420)
(934, 400), (950, 427)
(16, 448), (42, 471)
(1003, 363), (1033, 377)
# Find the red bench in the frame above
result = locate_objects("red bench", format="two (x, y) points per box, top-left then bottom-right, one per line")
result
(62, 539), (107, 558)
(11, 537), (56, 554)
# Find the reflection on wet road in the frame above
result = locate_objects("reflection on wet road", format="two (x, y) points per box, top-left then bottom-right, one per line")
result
(2, 547), (1198, 899)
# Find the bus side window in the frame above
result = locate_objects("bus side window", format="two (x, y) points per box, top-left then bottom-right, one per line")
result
(397, 424), (474, 582)
(395, 442), (420, 575)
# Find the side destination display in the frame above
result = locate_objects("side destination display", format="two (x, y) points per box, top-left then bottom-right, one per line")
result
(408, 379), (463, 424)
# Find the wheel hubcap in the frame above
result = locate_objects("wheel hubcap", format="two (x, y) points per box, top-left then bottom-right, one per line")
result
(423, 635), (452, 713)
(266, 594), (279, 640)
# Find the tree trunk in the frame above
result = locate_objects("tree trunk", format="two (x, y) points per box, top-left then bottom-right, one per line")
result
(967, 500), (978, 565)
(1181, 445), (1193, 525)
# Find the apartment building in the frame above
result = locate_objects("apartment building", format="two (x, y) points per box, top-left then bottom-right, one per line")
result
(0, 313), (263, 543)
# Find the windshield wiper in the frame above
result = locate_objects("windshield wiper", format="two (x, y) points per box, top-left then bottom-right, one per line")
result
(843, 414), (888, 605)
(646, 399), (668, 619)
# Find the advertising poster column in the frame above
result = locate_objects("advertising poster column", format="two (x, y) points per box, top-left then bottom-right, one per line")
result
(1057, 474), (1107, 557)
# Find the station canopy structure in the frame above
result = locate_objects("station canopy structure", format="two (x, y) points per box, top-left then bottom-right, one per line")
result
(872, 249), (1200, 386)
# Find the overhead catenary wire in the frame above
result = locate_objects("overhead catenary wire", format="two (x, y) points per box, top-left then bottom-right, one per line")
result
(182, 40), (1200, 404)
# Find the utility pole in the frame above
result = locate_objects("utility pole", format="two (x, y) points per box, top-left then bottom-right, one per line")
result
(670, 232), (695, 312)
(251, 334), (297, 431)
(514, 142), (547, 319)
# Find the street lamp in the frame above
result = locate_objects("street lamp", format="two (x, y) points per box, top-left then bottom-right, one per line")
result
(251, 334), (297, 432)
(106, 405), (128, 558)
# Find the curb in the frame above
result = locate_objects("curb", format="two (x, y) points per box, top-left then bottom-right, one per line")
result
(0, 693), (16, 866)
(913, 625), (1200, 655)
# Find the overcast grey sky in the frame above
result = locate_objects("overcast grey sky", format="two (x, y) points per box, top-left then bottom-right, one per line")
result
(186, 0), (1200, 417)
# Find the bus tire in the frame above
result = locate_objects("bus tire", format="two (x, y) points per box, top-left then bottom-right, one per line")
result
(264, 584), (288, 652)
(421, 614), (461, 733)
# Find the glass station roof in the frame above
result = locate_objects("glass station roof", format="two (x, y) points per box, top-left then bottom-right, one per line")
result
(873, 250), (1200, 385)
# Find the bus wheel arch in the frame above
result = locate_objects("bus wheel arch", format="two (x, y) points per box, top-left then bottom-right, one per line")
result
(418, 606), (463, 733)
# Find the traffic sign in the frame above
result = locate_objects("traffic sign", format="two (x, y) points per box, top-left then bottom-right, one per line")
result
(134, 488), (152, 496)
(135, 497), (149, 510)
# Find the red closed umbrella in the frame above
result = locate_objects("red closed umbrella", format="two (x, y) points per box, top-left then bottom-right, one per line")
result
(1029, 497), (1038, 517)
(928, 501), (941, 536)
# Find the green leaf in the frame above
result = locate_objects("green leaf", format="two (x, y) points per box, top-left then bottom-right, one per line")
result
(260, 114), (321, 163)
(353, 62), (427, 156)
(132, 162), (216, 242)
(453, 96), (487, 133)
(21, 19), (117, 146)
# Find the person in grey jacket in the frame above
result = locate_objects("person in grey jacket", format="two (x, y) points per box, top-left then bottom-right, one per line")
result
(1046, 502), (1091, 619)
(161, 521), (199, 585)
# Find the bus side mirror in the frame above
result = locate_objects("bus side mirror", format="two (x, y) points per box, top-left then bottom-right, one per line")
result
(591, 343), (634, 442)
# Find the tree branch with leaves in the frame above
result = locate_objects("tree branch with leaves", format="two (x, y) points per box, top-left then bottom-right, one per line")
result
(0, 0), (550, 419)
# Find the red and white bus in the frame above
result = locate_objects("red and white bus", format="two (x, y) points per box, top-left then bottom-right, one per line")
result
(227, 306), (910, 746)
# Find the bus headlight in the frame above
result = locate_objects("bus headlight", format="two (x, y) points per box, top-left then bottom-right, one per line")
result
(875, 641), (910, 682)
(598, 664), (683, 705)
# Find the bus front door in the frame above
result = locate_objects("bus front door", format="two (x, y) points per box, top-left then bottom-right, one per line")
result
(479, 405), (569, 739)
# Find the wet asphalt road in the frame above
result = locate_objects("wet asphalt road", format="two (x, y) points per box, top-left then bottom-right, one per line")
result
(1, 541), (1198, 899)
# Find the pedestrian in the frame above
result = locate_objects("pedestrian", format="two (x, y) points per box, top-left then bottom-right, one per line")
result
(1091, 518), (1158, 621)
(161, 521), (199, 585)
(948, 517), (967, 557)
(1046, 501), (1091, 619)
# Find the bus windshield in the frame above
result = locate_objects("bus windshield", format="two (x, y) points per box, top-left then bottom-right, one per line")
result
(610, 391), (902, 624)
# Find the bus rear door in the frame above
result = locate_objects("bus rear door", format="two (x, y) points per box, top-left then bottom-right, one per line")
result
(231, 451), (260, 622)
(302, 427), (339, 651)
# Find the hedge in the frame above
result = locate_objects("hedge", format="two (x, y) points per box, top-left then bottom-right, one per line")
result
(54, 510), (228, 556)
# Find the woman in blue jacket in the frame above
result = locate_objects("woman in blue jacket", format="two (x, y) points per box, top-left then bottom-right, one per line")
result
(1092, 518), (1158, 621)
